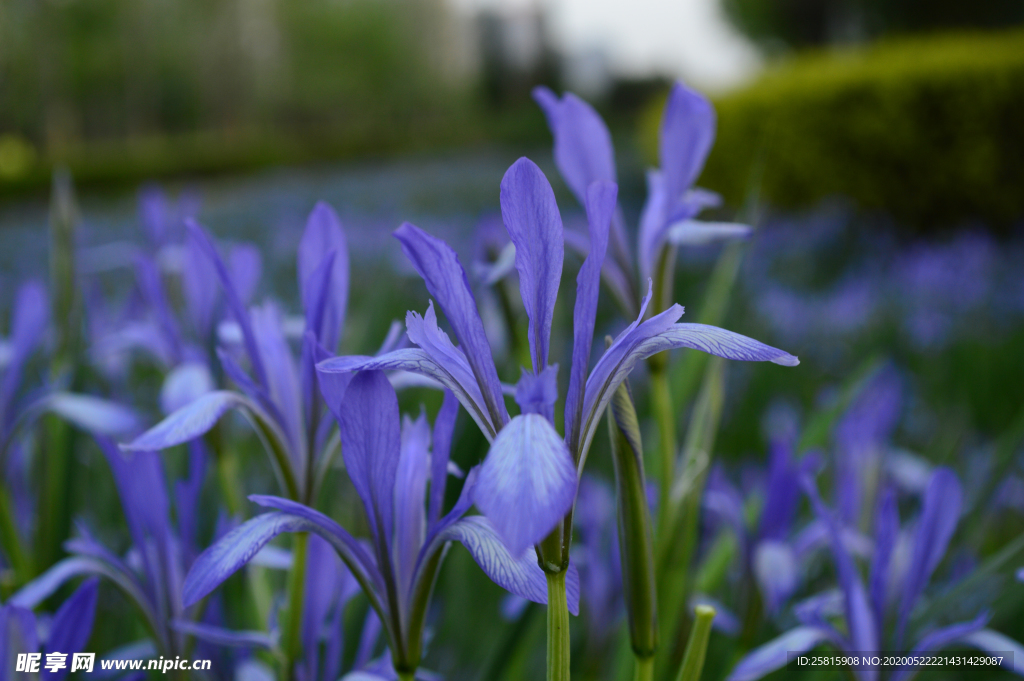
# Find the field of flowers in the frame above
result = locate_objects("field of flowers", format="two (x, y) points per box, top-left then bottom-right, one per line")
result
(1, 83), (1023, 681)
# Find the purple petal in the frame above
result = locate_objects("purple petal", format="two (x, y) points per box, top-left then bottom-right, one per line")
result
(318, 348), (497, 442)
(726, 626), (833, 681)
(429, 391), (459, 526)
(394, 410), (431, 594)
(637, 169), (669, 283)
(394, 223), (507, 430)
(564, 227), (635, 318)
(660, 82), (715, 208)
(514, 365), (558, 422)
(1, 605), (38, 667)
(42, 579), (99, 680)
(869, 490), (899, 634)
(338, 371), (401, 543)
(185, 220), (268, 388)
(532, 87), (617, 205)
(171, 621), (274, 649)
(801, 473), (878, 655)
(133, 254), (182, 359)
(581, 318), (799, 462)
(43, 393), (141, 437)
(666, 220), (752, 246)
(0, 280), (48, 413)
(159, 361), (214, 415)
(302, 251), (337, 353)
(958, 628), (1024, 676)
(228, 243), (262, 306)
(753, 541), (798, 615)
(473, 414), (577, 556)
(182, 229), (219, 337)
(301, 534), (343, 679)
(405, 303), (496, 436)
(564, 180), (615, 456)
(899, 467), (962, 641)
(890, 612), (989, 681)
(438, 515), (581, 615)
(123, 391), (246, 452)
(183, 512), (312, 606)
(248, 496), (382, 601)
(299, 202), (349, 351)
(251, 303), (304, 467)
(499, 157), (564, 372)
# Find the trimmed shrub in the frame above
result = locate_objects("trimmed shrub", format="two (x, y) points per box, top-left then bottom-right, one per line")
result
(641, 30), (1024, 229)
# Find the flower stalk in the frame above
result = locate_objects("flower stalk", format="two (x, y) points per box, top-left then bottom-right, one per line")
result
(607, 378), (658, 663)
(546, 570), (571, 681)
(282, 531), (309, 680)
(675, 605), (715, 681)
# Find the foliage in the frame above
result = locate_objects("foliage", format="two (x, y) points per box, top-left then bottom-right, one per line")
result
(640, 30), (1024, 230)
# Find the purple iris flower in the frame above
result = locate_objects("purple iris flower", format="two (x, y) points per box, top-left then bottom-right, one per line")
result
(1, 577), (98, 681)
(182, 372), (580, 678)
(6, 435), (265, 677)
(727, 466), (1024, 681)
(123, 202), (358, 504)
(1, 281), (141, 576)
(702, 416), (808, 619)
(318, 157), (797, 562)
(534, 82), (751, 318)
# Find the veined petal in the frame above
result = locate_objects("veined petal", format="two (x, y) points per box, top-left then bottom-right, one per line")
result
(43, 579), (99, 680)
(123, 391), (244, 452)
(159, 361), (214, 415)
(299, 202), (349, 351)
(514, 365), (558, 422)
(394, 223), (508, 430)
(0, 280), (48, 420)
(183, 512), (311, 606)
(438, 515), (581, 615)
(318, 348), (497, 442)
(660, 82), (715, 206)
(565, 180), (615, 457)
(473, 414), (577, 556)
(338, 371), (401, 544)
(581, 319), (798, 467)
(249, 496), (380, 591)
(532, 87), (617, 205)
(726, 626), (833, 681)
(500, 157), (564, 372)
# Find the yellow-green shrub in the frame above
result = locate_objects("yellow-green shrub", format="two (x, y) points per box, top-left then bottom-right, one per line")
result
(641, 30), (1024, 228)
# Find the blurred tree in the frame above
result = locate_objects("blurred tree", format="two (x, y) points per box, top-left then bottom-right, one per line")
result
(722, 0), (1024, 49)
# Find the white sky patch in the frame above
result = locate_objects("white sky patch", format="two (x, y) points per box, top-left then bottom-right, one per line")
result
(448, 0), (763, 91)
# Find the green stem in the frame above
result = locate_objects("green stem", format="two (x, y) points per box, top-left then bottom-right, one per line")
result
(546, 570), (571, 681)
(674, 605), (715, 681)
(649, 369), (676, 543)
(283, 532), (309, 680)
(0, 484), (31, 589)
(38, 414), (73, 572)
(634, 656), (654, 681)
(397, 672), (416, 681)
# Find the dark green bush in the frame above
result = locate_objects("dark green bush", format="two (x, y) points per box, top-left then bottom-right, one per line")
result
(643, 30), (1024, 229)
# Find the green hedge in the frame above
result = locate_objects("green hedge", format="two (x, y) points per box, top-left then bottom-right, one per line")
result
(642, 30), (1024, 229)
